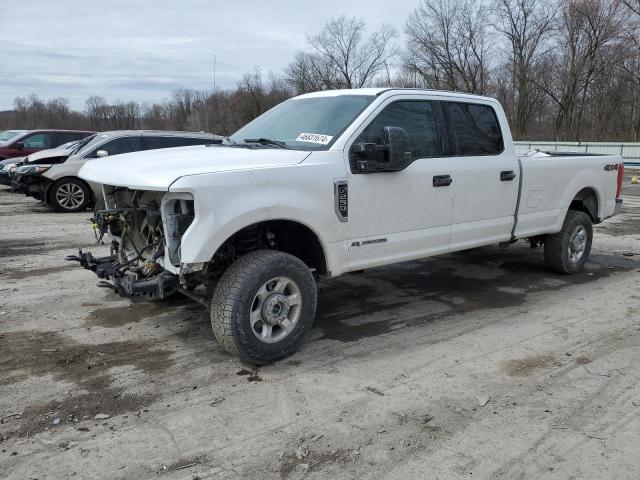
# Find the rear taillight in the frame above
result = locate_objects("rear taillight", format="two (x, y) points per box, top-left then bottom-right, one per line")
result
(616, 163), (624, 199)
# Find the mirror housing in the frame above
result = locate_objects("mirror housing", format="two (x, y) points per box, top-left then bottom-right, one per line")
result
(15, 142), (24, 150)
(352, 126), (412, 173)
(96, 150), (109, 158)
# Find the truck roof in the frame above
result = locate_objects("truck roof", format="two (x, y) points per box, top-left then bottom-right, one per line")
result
(296, 88), (497, 103)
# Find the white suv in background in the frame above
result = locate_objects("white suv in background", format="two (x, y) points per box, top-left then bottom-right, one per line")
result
(13, 130), (219, 212)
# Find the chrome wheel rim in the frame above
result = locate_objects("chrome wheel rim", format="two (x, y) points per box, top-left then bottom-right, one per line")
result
(250, 276), (302, 343)
(568, 225), (587, 264)
(56, 183), (84, 210)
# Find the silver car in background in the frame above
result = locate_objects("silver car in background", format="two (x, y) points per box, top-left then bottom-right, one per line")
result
(13, 131), (220, 212)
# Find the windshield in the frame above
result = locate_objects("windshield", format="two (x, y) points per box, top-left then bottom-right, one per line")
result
(69, 134), (97, 154)
(230, 95), (374, 150)
(58, 140), (80, 150)
(0, 130), (27, 142)
(74, 134), (107, 157)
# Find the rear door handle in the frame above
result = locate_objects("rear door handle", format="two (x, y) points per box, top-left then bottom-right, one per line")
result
(501, 170), (516, 181)
(433, 175), (452, 187)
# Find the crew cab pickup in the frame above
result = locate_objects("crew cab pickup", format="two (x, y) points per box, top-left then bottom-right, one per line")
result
(70, 88), (624, 364)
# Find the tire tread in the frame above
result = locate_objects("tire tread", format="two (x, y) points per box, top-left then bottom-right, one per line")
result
(544, 210), (592, 274)
(210, 250), (316, 364)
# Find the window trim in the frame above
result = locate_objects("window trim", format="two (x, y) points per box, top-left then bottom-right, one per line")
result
(443, 101), (505, 157)
(141, 135), (215, 150)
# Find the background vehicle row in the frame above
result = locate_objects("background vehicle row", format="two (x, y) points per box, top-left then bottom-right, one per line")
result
(7, 130), (219, 212)
(0, 129), (94, 160)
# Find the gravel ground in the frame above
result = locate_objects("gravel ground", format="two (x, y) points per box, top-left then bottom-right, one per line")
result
(0, 178), (639, 480)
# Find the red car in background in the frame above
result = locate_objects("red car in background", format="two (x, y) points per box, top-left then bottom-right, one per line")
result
(0, 129), (95, 160)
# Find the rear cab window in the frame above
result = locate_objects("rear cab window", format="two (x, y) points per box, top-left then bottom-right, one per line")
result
(446, 102), (504, 156)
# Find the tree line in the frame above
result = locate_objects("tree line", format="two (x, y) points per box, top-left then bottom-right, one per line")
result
(1, 0), (639, 142)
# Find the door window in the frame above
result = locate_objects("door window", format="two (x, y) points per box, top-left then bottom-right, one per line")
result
(86, 136), (142, 158)
(22, 133), (52, 149)
(447, 103), (504, 155)
(354, 100), (447, 163)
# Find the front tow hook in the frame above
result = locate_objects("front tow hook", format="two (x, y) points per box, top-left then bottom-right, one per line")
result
(65, 248), (84, 262)
(97, 280), (118, 291)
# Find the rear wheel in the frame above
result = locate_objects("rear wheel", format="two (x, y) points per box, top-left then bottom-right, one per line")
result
(210, 250), (317, 365)
(544, 210), (593, 274)
(50, 178), (90, 213)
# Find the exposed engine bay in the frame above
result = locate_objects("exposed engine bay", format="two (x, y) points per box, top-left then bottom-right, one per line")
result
(67, 185), (294, 302)
(67, 186), (196, 299)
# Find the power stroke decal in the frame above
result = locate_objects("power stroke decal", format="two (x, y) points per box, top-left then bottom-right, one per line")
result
(334, 179), (348, 222)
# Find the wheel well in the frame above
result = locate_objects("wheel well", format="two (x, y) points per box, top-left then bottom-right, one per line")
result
(570, 187), (598, 222)
(210, 220), (327, 276)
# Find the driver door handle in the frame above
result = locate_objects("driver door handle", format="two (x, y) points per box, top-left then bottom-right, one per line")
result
(501, 170), (516, 181)
(433, 175), (452, 187)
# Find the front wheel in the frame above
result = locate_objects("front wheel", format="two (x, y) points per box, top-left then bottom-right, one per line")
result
(544, 210), (593, 274)
(50, 178), (90, 213)
(210, 250), (317, 365)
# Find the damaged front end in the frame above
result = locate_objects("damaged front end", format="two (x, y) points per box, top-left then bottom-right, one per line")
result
(67, 185), (199, 300)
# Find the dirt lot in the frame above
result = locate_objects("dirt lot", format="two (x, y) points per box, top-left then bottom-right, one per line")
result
(1, 179), (639, 480)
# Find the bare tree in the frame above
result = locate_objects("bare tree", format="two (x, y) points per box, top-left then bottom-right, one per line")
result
(286, 16), (397, 92)
(493, 0), (557, 137)
(622, 0), (640, 15)
(5, 6), (640, 144)
(169, 89), (201, 130)
(85, 95), (110, 130)
(405, 0), (492, 94)
(285, 51), (341, 93)
(533, 0), (625, 140)
(617, 0), (640, 140)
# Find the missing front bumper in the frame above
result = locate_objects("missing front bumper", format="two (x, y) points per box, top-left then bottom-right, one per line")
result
(66, 249), (179, 300)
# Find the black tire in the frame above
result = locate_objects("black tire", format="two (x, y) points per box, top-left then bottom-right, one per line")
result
(544, 210), (593, 274)
(210, 250), (317, 365)
(50, 178), (90, 213)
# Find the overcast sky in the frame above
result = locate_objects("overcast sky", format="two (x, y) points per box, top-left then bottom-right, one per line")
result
(0, 0), (418, 110)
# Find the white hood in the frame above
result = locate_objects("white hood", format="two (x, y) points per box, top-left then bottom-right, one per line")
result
(78, 145), (312, 190)
(25, 147), (73, 163)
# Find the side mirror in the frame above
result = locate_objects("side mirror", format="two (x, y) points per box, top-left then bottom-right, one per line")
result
(15, 142), (24, 150)
(352, 126), (412, 173)
(382, 126), (412, 170)
(96, 150), (109, 158)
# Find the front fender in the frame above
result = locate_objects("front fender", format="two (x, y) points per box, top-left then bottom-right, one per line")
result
(169, 159), (347, 267)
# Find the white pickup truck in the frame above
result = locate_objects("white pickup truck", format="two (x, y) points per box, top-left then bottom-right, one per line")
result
(71, 88), (624, 364)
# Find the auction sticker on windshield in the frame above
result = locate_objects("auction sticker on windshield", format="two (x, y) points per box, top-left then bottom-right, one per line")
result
(295, 133), (333, 145)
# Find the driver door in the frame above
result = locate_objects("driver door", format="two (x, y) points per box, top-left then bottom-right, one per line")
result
(345, 97), (455, 271)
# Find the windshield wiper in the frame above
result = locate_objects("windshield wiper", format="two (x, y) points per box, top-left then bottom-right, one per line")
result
(243, 138), (287, 148)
